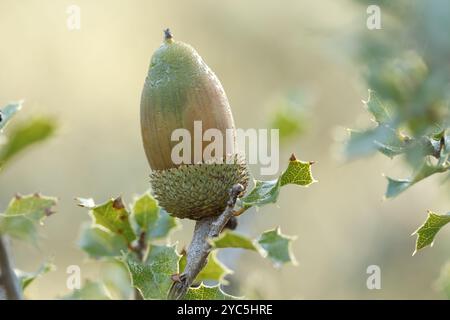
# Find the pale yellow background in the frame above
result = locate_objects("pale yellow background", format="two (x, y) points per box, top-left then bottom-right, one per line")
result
(0, 0), (448, 299)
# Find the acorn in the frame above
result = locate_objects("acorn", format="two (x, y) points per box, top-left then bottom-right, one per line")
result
(140, 29), (249, 220)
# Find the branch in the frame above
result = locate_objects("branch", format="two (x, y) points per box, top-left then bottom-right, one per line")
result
(0, 235), (23, 300)
(168, 184), (244, 300)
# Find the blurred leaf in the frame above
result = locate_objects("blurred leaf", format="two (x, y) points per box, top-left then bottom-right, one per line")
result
(436, 261), (450, 299)
(365, 90), (394, 124)
(269, 91), (310, 141)
(413, 211), (450, 254)
(210, 231), (257, 251)
(257, 227), (297, 267)
(0, 117), (56, 168)
(240, 156), (315, 209)
(386, 161), (449, 198)
(78, 224), (128, 258)
(79, 197), (136, 244)
(124, 244), (180, 300)
(179, 251), (231, 284)
(0, 101), (22, 131)
(185, 283), (238, 300)
(64, 280), (112, 300)
(100, 260), (133, 300)
(0, 194), (56, 242)
(17, 261), (55, 291)
(148, 208), (179, 239)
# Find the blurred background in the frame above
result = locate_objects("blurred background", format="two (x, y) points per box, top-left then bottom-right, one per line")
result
(0, 0), (449, 299)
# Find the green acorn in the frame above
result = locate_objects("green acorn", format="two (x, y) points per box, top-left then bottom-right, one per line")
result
(140, 29), (249, 220)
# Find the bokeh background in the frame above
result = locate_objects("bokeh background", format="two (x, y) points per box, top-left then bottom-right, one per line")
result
(0, 0), (449, 299)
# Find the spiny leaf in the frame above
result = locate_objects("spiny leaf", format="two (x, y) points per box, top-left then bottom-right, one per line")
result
(185, 283), (238, 300)
(0, 117), (56, 168)
(81, 197), (136, 244)
(131, 192), (159, 234)
(412, 211), (450, 254)
(211, 230), (296, 268)
(17, 261), (55, 291)
(258, 227), (297, 267)
(131, 193), (179, 240)
(124, 244), (180, 300)
(385, 161), (449, 198)
(240, 155), (315, 209)
(280, 158), (315, 186)
(365, 90), (393, 124)
(0, 194), (57, 242)
(210, 231), (258, 251)
(64, 280), (112, 300)
(0, 101), (22, 131)
(78, 224), (128, 258)
(179, 251), (232, 284)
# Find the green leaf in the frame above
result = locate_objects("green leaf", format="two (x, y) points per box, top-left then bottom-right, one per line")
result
(0, 194), (57, 242)
(0, 101), (22, 131)
(64, 280), (112, 300)
(210, 231), (258, 251)
(385, 161), (449, 198)
(240, 156), (315, 209)
(240, 179), (281, 209)
(257, 227), (297, 267)
(179, 251), (232, 284)
(185, 283), (238, 300)
(0, 117), (56, 167)
(365, 90), (393, 124)
(131, 193), (179, 240)
(131, 193), (159, 234)
(412, 211), (450, 254)
(211, 230), (296, 268)
(17, 261), (55, 291)
(124, 244), (180, 300)
(149, 208), (179, 239)
(78, 224), (128, 258)
(280, 158), (315, 186)
(79, 197), (136, 244)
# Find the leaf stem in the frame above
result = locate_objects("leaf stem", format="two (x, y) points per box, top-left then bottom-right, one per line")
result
(168, 184), (244, 300)
(0, 235), (23, 300)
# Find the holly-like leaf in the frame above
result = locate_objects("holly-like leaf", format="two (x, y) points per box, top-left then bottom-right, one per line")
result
(185, 283), (238, 300)
(240, 155), (315, 209)
(211, 230), (296, 268)
(0, 101), (22, 131)
(0, 194), (56, 242)
(80, 197), (136, 244)
(17, 261), (55, 291)
(124, 244), (180, 300)
(131, 193), (179, 240)
(0, 117), (56, 168)
(131, 193), (159, 234)
(280, 157), (315, 186)
(78, 223), (128, 258)
(412, 211), (450, 254)
(365, 90), (393, 124)
(257, 227), (297, 267)
(386, 161), (449, 198)
(179, 251), (231, 284)
(64, 280), (112, 300)
(210, 231), (258, 251)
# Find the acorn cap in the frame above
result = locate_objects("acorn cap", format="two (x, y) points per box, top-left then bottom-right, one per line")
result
(150, 154), (249, 220)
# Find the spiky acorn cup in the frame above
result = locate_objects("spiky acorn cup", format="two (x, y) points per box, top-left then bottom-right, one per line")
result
(141, 29), (249, 220)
